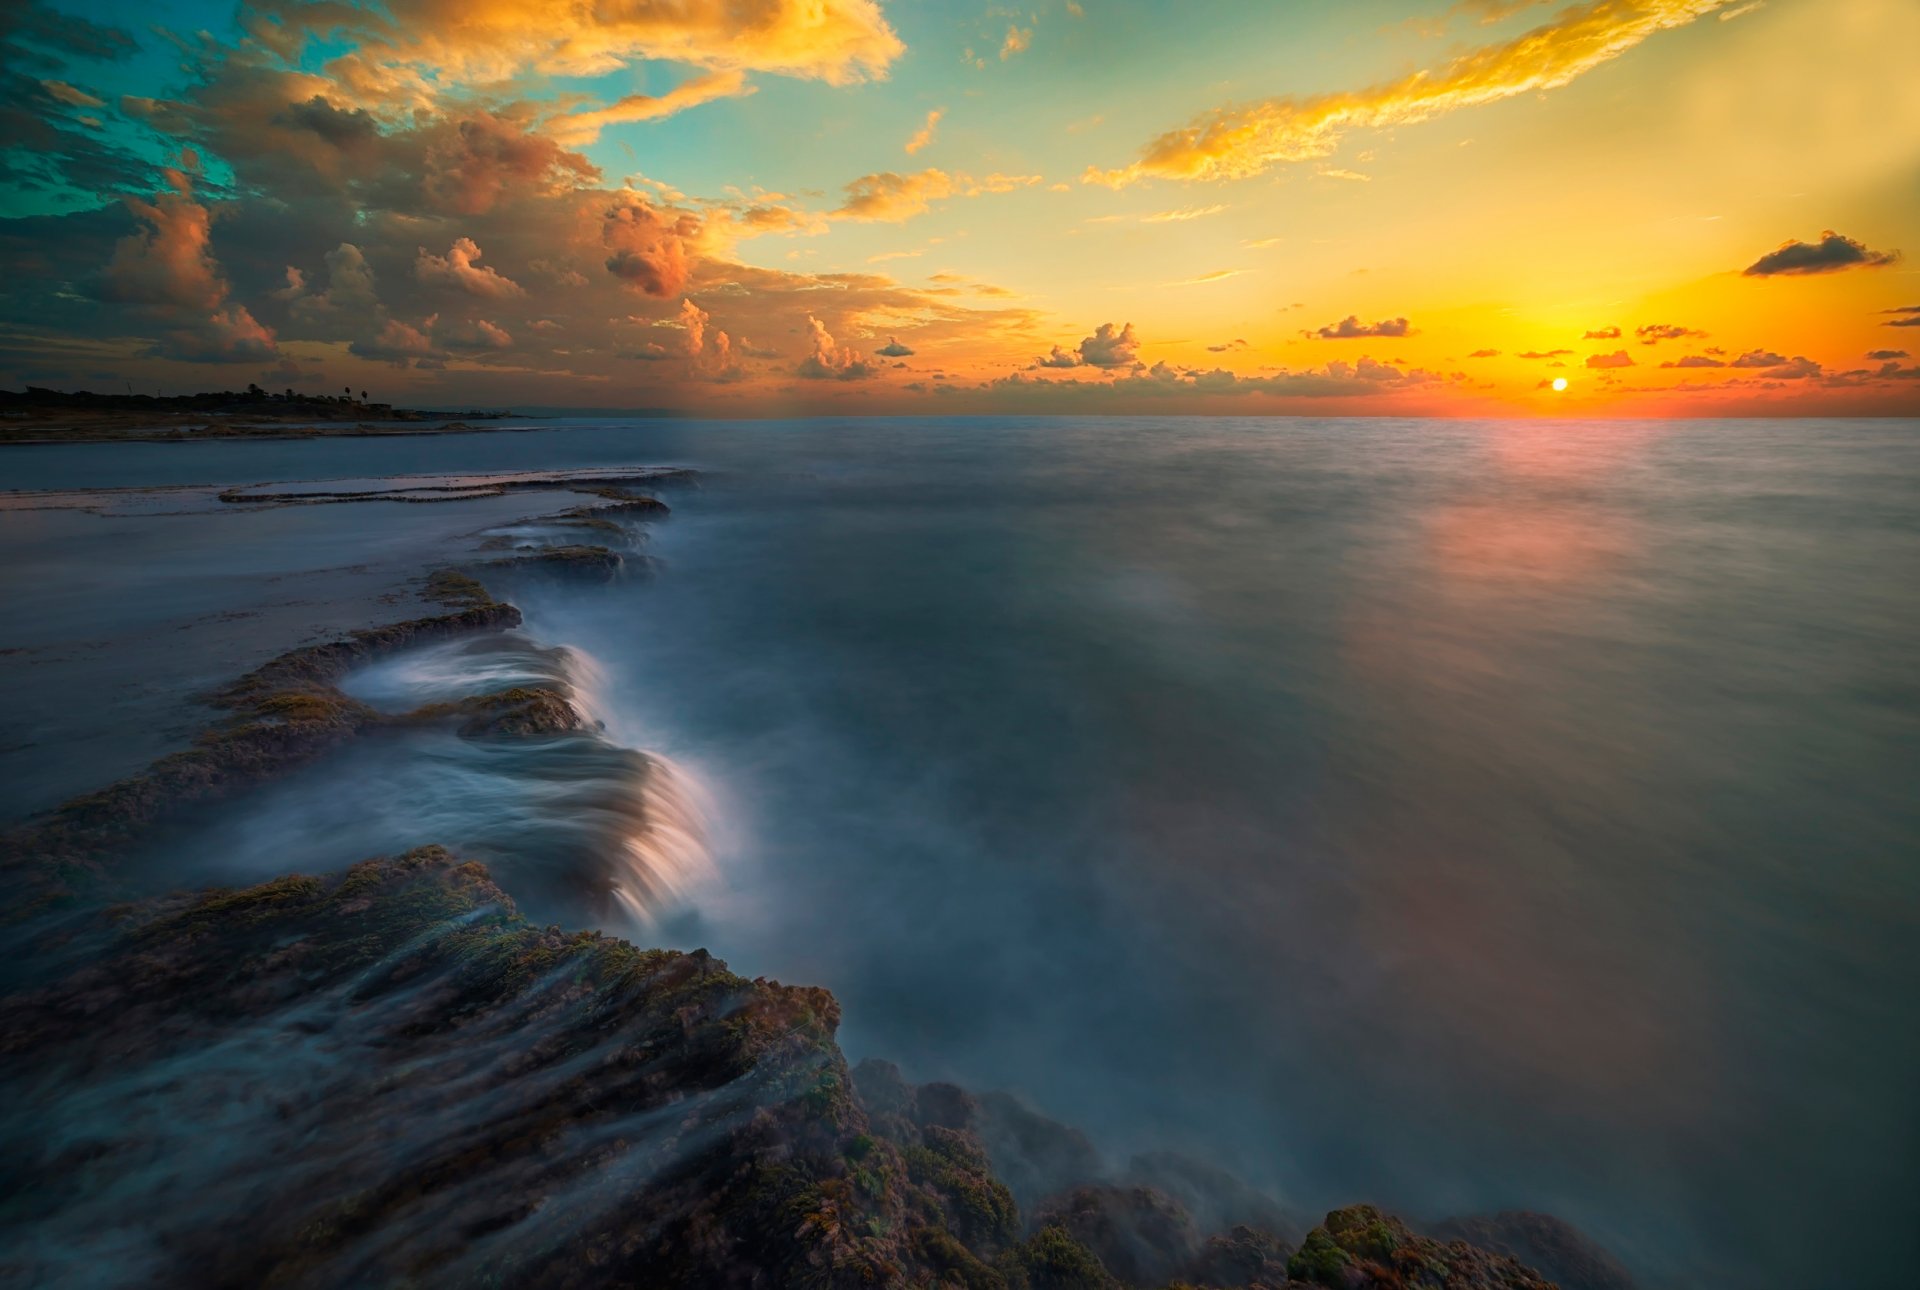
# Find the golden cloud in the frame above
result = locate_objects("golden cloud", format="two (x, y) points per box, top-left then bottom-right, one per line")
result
(1087, 0), (1732, 186)
(247, 0), (904, 90)
(546, 70), (757, 146)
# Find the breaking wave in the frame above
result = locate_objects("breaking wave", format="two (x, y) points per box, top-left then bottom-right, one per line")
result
(132, 630), (716, 932)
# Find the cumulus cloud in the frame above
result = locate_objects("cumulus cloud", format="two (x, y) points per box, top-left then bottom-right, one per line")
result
(1034, 345), (1082, 369)
(1742, 231), (1900, 276)
(603, 199), (701, 297)
(677, 298), (710, 355)
(100, 169), (225, 311)
(1088, 0), (1736, 185)
(1518, 348), (1573, 359)
(1866, 349), (1909, 361)
(99, 167), (280, 362)
(547, 70), (756, 146)
(1031, 322), (1141, 369)
(796, 314), (876, 379)
(1311, 314), (1412, 339)
(1714, 349), (1820, 378)
(1583, 326), (1621, 339)
(438, 317), (514, 350)
(1078, 321), (1141, 367)
(1468, 348), (1500, 357)
(152, 306), (278, 364)
(876, 336), (915, 356)
(350, 315), (440, 366)
(1209, 338), (1251, 352)
(416, 237), (526, 299)
(423, 111), (603, 215)
(993, 354), (1451, 401)
(1883, 306), (1920, 328)
(1000, 25), (1033, 60)
(905, 108), (944, 155)
(1586, 350), (1635, 368)
(1661, 354), (1725, 367)
(287, 243), (380, 321)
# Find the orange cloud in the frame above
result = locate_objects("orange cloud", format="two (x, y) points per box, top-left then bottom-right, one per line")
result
(834, 169), (957, 221)
(905, 107), (944, 155)
(547, 70), (756, 146)
(603, 198), (702, 297)
(100, 168), (280, 363)
(247, 0), (904, 90)
(415, 238), (526, 299)
(832, 168), (1041, 221)
(1088, 0), (1733, 185)
(101, 169), (225, 312)
(797, 314), (876, 379)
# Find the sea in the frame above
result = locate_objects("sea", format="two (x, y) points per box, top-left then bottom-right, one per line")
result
(2, 415), (1916, 1288)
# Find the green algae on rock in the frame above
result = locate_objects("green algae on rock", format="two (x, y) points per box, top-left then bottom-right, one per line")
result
(0, 580), (527, 909)
(0, 848), (892, 1288)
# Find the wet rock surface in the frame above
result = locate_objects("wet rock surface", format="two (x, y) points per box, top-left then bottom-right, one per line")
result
(0, 849), (869, 1289)
(1426, 1214), (1637, 1290)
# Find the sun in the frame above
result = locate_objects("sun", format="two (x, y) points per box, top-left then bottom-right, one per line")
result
(1551, 377), (1569, 392)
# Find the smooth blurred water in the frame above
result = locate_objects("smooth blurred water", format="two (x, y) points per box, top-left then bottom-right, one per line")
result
(5, 416), (1918, 1287)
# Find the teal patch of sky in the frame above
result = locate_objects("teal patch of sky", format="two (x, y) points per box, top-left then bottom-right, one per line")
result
(561, 0), (1488, 214)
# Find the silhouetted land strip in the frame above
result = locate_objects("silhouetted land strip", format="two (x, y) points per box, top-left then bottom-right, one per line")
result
(0, 385), (537, 444)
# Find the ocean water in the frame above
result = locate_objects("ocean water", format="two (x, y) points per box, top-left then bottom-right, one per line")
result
(4, 416), (1917, 1287)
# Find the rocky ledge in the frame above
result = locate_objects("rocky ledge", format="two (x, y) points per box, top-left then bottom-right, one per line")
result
(0, 848), (1591, 1290)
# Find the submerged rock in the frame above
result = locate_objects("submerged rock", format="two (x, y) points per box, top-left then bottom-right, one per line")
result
(578, 492), (672, 517)
(1429, 1213), (1637, 1290)
(1285, 1205), (1559, 1290)
(480, 544), (636, 582)
(1185, 1223), (1295, 1288)
(0, 583), (521, 910)
(1033, 1185), (1200, 1285)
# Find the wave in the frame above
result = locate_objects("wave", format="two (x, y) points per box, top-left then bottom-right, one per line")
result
(136, 630), (717, 933)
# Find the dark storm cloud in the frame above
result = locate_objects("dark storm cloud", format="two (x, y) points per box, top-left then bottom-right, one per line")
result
(0, 1), (137, 70)
(1741, 231), (1900, 277)
(0, 5), (158, 206)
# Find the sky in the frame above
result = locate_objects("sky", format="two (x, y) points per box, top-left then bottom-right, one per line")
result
(2, 0), (1916, 416)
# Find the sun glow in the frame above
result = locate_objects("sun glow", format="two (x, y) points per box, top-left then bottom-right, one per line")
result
(1552, 378), (1570, 392)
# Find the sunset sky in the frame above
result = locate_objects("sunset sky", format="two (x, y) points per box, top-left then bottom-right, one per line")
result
(3, 0), (1916, 416)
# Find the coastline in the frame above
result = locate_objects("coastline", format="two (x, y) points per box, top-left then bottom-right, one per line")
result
(0, 385), (540, 445)
(0, 464), (1632, 1290)
(0, 416), (547, 446)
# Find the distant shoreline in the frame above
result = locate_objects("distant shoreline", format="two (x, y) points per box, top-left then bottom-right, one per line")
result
(0, 386), (538, 445)
(0, 417), (549, 446)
